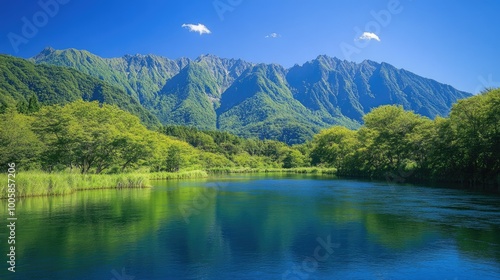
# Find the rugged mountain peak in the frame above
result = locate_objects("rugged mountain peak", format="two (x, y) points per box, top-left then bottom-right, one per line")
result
(196, 53), (219, 60)
(37, 46), (55, 56)
(29, 48), (473, 143)
(31, 46), (57, 61)
(314, 55), (342, 68)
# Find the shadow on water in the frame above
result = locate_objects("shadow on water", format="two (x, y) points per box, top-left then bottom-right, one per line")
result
(1, 174), (499, 279)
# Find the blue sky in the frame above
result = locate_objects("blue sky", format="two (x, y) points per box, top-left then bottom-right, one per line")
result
(1, 0), (499, 93)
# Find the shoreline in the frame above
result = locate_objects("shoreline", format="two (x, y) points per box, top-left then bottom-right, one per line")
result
(206, 167), (337, 175)
(0, 169), (336, 199)
(0, 170), (210, 199)
(2, 168), (498, 199)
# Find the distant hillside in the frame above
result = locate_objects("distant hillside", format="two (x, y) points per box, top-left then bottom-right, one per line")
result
(287, 55), (471, 122)
(0, 54), (159, 127)
(30, 48), (472, 143)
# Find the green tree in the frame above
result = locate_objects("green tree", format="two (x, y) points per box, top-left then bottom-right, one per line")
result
(0, 108), (44, 170)
(32, 105), (74, 171)
(33, 101), (156, 173)
(359, 105), (428, 176)
(425, 117), (458, 177)
(27, 93), (41, 113)
(310, 126), (358, 170)
(16, 99), (28, 114)
(165, 145), (182, 172)
(446, 88), (500, 184)
(282, 149), (304, 168)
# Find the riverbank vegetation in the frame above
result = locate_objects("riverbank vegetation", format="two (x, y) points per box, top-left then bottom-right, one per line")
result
(0, 100), (307, 174)
(206, 167), (337, 174)
(0, 172), (150, 198)
(310, 88), (499, 191)
(0, 89), (498, 195)
(0, 171), (214, 198)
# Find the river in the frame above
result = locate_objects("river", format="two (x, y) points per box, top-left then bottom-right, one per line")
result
(1, 174), (500, 279)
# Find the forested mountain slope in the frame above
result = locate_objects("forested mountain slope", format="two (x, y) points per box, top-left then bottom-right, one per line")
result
(28, 48), (473, 143)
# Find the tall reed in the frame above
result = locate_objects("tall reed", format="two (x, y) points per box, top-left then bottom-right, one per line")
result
(149, 170), (208, 180)
(0, 172), (150, 198)
(207, 167), (337, 174)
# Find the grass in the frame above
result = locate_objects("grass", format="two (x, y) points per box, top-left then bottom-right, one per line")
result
(149, 170), (208, 180)
(206, 167), (337, 175)
(0, 172), (150, 198)
(0, 168), (334, 198)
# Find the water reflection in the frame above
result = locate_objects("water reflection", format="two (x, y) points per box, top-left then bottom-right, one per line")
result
(1, 175), (499, 279)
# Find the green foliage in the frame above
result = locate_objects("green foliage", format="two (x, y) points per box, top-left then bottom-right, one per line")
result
(198, 152), (235, 169)
(206, 167), (336, 174)
(309, 89), (500, 190)
(1, 100), (246, 175)
(310, 126), (358, 169)
(358, 105), (430, 175)
(31, 48), (471, 144)
(33, 47), (184, 107)
(32, 101), (158, 173)
(287, 55), (471, 123)
(155, 63), (219, 129)
(0, 54), (160, 127)
(160, 125), (300, 168)
(28, 93), (41, 113)
(0, 108), (44, 170)
(217, 64), (331, 144)
(446, 89), (500, 184)
(282, 149), (305, 168)
(165, 145), (182, 172)
(311, 106), (433, 178)
(3, 47), (495, 192)
(0, 172), (150, 198)
(149, 170), (208, 180)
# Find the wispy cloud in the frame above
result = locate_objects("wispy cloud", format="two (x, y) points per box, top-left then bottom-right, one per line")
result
(181, 23), (211, 35)
(265, 32), (281, 39)
(357, 32), (380, 42)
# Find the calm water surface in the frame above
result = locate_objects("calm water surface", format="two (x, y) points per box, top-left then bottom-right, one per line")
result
(1, 174), (500, 279)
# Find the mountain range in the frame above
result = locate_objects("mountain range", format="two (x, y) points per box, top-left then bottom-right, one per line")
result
(1, 47), (471, 144)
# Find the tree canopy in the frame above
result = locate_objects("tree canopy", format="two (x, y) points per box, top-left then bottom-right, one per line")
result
(310, 89), (499, 189)
(1, 88), (497, 191)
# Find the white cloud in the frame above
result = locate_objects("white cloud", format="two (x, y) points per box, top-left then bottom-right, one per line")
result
(357, 32), (381, 42)
(265, 32), (281, 39)
(181, 23), (211, 35)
